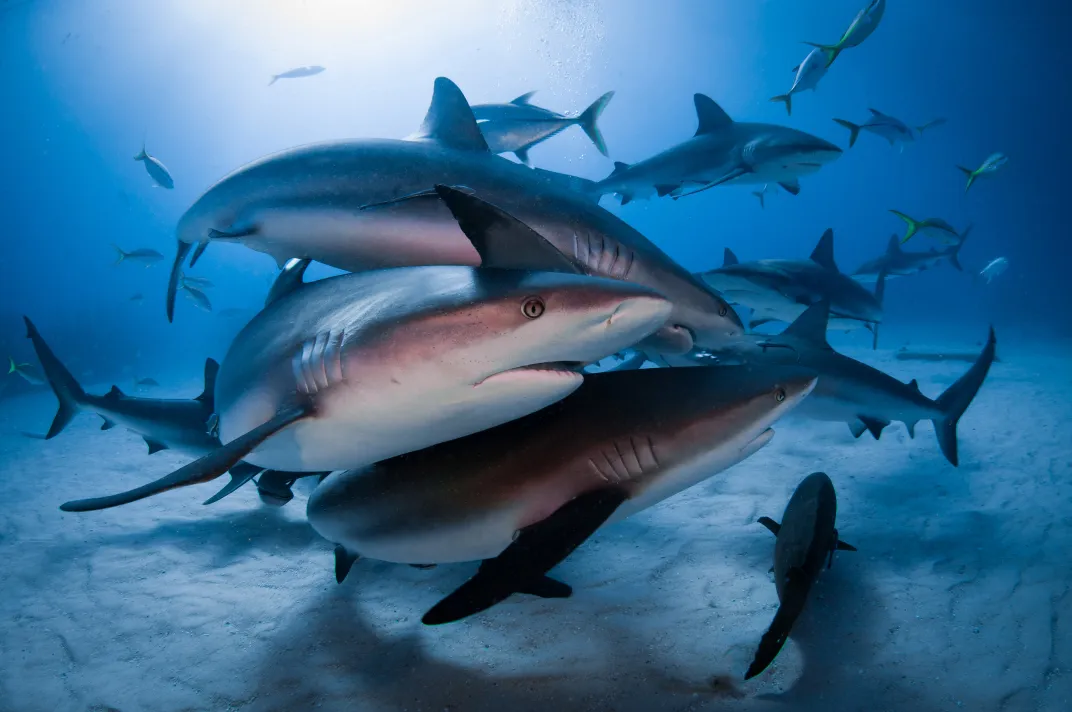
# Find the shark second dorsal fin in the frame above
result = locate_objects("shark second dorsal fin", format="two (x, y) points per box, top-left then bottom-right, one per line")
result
(809, 229), (839, 272)
(885, 233), (901, 255)
(723, 247), (740, 267)
(511, 90), (537, 105)
(782, 302), (831, 348)
(410, 77), (489, 153)
(104, 385), (124, 401)
(693, 94), (733, 135)
(198, 359), (219, 404)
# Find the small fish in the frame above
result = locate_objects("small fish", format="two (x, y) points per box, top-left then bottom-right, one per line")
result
(8, 357), (44, 386)
(134, 141), (174, 189)
(113, 245), (164, 266)
(770, 47), (833, 116)
(268, 65), (325, 86)
(834, 109), (941, 149)
(130, 293), (145, 303)
(180, 283), (213, 312)
(135, 377), (161, 388)
(181, 273), (214, 289)
(752, 184), (772, 209)
(979, 257), (1008, 284)
(805, 0), (886, 65)
(889, 210), (965, 245)
(958, 153), (1008, 193)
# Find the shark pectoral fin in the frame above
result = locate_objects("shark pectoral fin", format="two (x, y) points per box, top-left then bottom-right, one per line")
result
(144, 437), (168, 454)
(410, 77), (490, 152)
(654, 184), (679, 198)
(100, 417), (117, 431)
(202, 462), (264, 505)
(59, 405), (311, 512)
(421, 486), (629, 625)
(334, 545), (360, 583)
(517, 575), (573, 599)
(433, 185), (582, 274)
(848, 420), (868, 439)
(189, 241), (210, 267)
(757, 516), (781, 536)
(858, 416), (889, 440)
(777, 179), (800, 196)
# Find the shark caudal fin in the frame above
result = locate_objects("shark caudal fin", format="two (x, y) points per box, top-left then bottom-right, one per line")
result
(22, 317), (87, 438)
(832, 118), (861, 148)
(889, 210), (922, 244)
(948, 224), (972, 271)
(745, 571), (810, 679)
(577, 91), (615, 157)
(957, 165), (977, 193)
(770, 94), (792, 116)
(931, 326), (997, 466)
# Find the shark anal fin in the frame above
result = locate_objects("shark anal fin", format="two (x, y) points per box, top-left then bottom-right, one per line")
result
(905, 420), (918, 439)
(757, 516), (781, 536)
(858, 416), (889, 440)
(100, 417), (117, 431)
(334, 545), (360, 583)
(60, 405), (311, 512)
(202, 462), (263, 505)
(778, 180), (800, 196)
(144, 437), (168, 454)
(421, 486), (628, 625)
(654, 184), (679, 198)
(848, 419), (868, 439)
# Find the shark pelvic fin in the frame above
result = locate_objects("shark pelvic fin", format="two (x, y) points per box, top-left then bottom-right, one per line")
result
(334, 545), (360, 583)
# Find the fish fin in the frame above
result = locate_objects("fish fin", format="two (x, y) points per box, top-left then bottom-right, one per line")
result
(905, 420), (918, 439)
(654, 184), (678, 198)
(744, 591), (807, 680)
(693, 94), (734, 135)
(265, 258), (312, 307)
(99, 417), (116, 431)
(202, 462), (263, 505)
(207, 226), (258, 241)
(781, 301), (831, 348)
(517, 575), (572, 599)
(111, 244), (127, 265)
(674, 166), (751, 199)
(753, 191), (765, 209)
(858, 416), (889, 440)
(268, 75), (278, 86)
(948, 225), (971, 270)
(957, 166), (977, 193)
(433, 185), (581, 274)
(885, 233), (902, 255)
(144, 437), (168, 455)
(133, 145), (147, 161)
(23, 317), (86, 438)
(604, 352), (648, 372)
(421, 486), (629, 625)
(167, 241), (193, 323)
(620, 193), (633, 206)
(802, 41), (841, 66)
(189, 241), (209, 267)
(791, 64), (800, 73)
(778, 179), (801, 196)
(908, 378), (920, 392)
(723, 248), (740, 267)
(59, 405), (312, 512)
(608, 161), (631, 178)
(578, 91), (614, 156)
(832, 118), (861, 148)
(197, 358), (219, 405)
(334, 545), (360, 583)
(889, 210), (921, 244)
(867, 107), (887, 117)
(410, 77), (489, 152)
(836, 539), (858, 552)
(255, 470), (299, 506)
(513, 146), (531, 166)
(757, 516), (781, 536)
(770, 94), (792, 116)
(848, 420), (868, 439)
(510, 90), (537, 105)
(931, 327), (997, 466)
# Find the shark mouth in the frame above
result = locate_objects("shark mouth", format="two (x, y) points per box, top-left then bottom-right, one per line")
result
(474, 361), (585, 387)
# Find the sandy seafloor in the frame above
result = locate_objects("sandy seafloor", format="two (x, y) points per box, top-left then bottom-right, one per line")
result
(1, 339), (1070, 712)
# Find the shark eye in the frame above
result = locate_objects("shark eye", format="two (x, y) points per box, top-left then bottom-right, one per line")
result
(521, 296), (545, 319)
(775, 388), (787, 402)
(718, 305), (728, 317)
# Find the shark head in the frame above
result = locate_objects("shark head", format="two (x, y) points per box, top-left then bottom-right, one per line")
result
(745, 127), (843, 178)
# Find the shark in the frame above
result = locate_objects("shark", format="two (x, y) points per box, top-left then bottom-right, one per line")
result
(745, 472), (856, 680)
(306, 363), (817, 624)
(471, 90), (615, 165)
(167, 77), (741, 357)
(59, 259), (673, 512)
(594, 94), (842, 203)
(852, 230), (969, 282)
(690, 301), (997, 466)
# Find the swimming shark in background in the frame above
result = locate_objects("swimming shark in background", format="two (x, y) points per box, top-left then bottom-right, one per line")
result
(134, 141), (174, 189)
(166, 77), (742, 359)
(770, 47), (834, 116)
(594, 94), (842, 203)
(306, 363), (817, 623)
(852, 230), (970, 282)
(958, 152), (1008, 193)
(471, 90), (615, 165)
(805, 0), (886, 65)
(268, 65), (325, 86)
(833, 109), (944, 149)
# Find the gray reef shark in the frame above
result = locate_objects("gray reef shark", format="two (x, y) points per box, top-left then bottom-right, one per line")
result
(852, 230), (969, 282)
(692, 301), (997, 466)
(595, 94), (842, 203)
(745, 472), (856, 680)
(60, 260), (672, 512)
(471, 90), (615, 165)
(167, 77), (741, 357)
(306, 363), (817, 624)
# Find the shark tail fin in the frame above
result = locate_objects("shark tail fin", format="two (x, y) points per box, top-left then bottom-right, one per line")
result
(832, 118), (860, 148)
(745, 573), (809, 679)
(889, 210), (921, 244)
(23, 317), (86, 438)
(957, 166), (977, 193)
(931, 327), (997, 466)
(769, 94), (792, 116)
(577, 91), (615, 157)
(111, 244), (127, 265)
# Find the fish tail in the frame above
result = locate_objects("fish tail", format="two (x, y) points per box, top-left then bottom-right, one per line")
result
(889, 209), (921, 244)
(957, 165), (976, 193)
(832, 118), (861, 148)
(770, 94), (792, 116)
(948, 223), (972, 272)
(268, 75), (279, 86)
(803, 41), (841, 66)
(578, 91), (615, 157)
(23, 317), (87, 438)
(7, 356), (17, 375)
(111, 244), (127, 265)
(931, 327), (997, 466)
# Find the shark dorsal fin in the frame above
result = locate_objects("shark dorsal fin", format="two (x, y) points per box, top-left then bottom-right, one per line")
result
(868, 107), (888, 118)
(885, 234), (901, 255)
(782, 301), (831, 347)
(908, 378), (920, 392)
(104, 385), (124, 401)
(198, 359), (219, 404)
(411, 77), (489, 152)
(809, 229), (839, 272)
(610, 161), (631, 177)
(693, 94), (733, 135)
(723, 247), (740, 267)
(511, 91), (537, 105)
